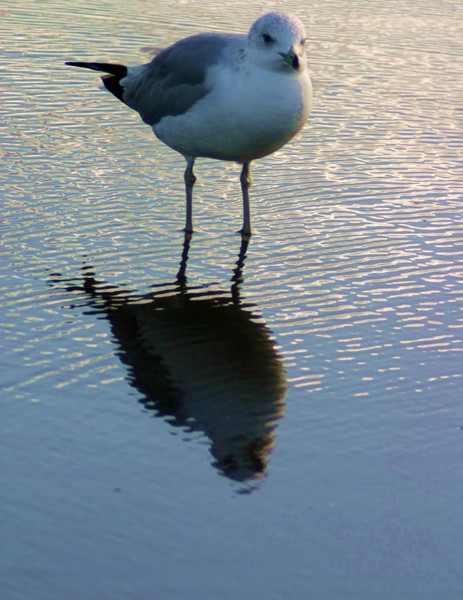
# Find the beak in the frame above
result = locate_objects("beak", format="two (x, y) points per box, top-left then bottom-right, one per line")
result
(279, 48), (300, 71)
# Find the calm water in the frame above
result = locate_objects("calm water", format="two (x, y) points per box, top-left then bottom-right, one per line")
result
(2, 0), (463, 598)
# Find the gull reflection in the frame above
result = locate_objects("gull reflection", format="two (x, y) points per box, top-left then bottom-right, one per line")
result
(71, 237), (286, 483)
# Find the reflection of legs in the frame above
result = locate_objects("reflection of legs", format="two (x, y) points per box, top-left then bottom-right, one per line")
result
(240, 161), (252, 238)
(231, 235), (250, 303)
(176, 231), (191, 284)
(184, 157), (196, 233)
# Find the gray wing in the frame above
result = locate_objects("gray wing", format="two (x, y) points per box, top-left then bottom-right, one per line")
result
(123, 33), (241, 126)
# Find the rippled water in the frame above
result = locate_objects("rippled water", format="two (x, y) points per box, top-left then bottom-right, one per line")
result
(2, 0), (463, 598)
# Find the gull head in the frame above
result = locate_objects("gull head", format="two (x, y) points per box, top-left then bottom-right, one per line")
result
(247, 12), (308, 73)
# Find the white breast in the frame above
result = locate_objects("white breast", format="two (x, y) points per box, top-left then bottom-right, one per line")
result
(153, 60), (312, 162)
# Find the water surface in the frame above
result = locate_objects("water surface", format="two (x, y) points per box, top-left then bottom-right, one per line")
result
(2, 1), (463, 598)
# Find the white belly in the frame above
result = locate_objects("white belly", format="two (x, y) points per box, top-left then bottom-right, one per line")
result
(153, 66), (312, 162)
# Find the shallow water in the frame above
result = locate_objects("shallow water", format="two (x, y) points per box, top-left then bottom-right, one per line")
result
(2, 0), (463, 598)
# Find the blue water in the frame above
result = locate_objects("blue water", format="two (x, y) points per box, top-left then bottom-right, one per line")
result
(2, 0), (463, 598)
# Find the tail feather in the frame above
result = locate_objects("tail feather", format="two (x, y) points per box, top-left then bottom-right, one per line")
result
(65, 61), (128, 103)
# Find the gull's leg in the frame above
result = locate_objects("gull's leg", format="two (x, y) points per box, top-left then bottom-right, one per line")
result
(184, 156), (196, 234)
(240, 161), (252, 238)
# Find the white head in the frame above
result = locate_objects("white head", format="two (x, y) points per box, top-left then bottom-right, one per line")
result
(247, 12), (308, 73)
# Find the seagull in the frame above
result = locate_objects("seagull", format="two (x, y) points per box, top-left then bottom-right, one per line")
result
(66, 12), (312, 237)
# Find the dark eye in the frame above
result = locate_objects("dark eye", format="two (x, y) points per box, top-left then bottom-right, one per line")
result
(300, 38), (306, 46)
(262, 33), (274, 44)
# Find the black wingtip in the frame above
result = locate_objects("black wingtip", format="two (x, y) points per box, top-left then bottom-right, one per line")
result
(65, 61), (128, 105)
(65, 62), (127, 77)
(101, 73), (127, 103)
